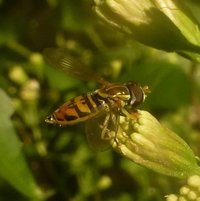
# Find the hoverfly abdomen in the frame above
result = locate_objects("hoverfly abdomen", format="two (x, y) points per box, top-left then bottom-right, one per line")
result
(45, 93), (107, 126)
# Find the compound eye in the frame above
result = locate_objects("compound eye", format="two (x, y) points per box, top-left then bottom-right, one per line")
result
(127, 83), (144, 107)
(129, 95), (136, 105)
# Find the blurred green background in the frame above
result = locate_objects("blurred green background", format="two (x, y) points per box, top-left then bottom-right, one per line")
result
(0, 0), (200, 201)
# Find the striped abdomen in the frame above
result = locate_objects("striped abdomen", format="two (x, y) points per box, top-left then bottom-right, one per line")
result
(45, 93), (105, 125)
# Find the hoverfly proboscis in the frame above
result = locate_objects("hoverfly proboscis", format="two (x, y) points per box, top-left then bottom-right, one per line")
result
(44, 48), (150, 150)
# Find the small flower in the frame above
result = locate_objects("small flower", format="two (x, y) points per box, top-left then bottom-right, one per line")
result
(94, 0), (200, 60)
(166, 175), (200, 201)
(112, 110), (200, 178)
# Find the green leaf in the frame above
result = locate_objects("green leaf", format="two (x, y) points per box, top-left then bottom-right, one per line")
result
(153, 0), (200, 60)
(149, 66), (192, 109)
(125, 61), (192, 110)
(0, 89), (42, 199)
(154, 0), (200, 46)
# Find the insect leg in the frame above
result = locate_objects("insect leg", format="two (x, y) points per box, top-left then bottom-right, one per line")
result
(100, 113), (112, 140)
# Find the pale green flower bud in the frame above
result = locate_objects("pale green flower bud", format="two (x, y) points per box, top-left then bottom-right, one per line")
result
(94, 0), (200, 60)
(112, 110), (200, 178)
(9, 65), (28, 85)
(20, 79), (40, 101)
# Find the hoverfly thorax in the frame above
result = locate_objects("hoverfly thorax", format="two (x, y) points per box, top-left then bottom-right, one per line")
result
(97, 83), (130, 101)
(97, 81), (149, 109)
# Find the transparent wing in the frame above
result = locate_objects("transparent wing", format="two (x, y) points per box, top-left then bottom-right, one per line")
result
(43, 48), (108, 85)
(85, 111), (119, 151)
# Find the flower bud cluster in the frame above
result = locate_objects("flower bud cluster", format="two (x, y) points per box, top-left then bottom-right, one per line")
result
(112, 110), (200, 178)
